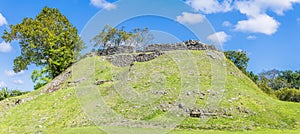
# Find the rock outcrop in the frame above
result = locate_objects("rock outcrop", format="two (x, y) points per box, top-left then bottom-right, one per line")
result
(43, 70), (72, 93)
(106, 50), (164, 67)
(99, 46), (135, 56)
(101, 40), (217, 67)
(99, 40), (217, 56)
(143, 40), (217, 52)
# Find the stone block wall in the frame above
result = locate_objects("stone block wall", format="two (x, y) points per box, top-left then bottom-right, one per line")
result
(99, 40), (217, 56)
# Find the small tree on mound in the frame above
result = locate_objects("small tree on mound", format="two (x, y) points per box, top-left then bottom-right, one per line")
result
(225, 50), (249, 73)
(2, 7), (85, 89)
(92, 25), (152, 50)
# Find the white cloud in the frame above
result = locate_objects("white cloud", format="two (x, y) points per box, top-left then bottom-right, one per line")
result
(207, 31), (230, 45)
(297, 18), (300, 23)
(90, 0), (117, 10)
(5, 70), (25, 77)
(186, 0), (300, 35)
(235, 0), (300, 17)
(0, 13), (7, 26)
(222, 21), (232, 27)
(186, 0), (233, 14)
(235, 14), (280, 35)
(233, 0), (300, 35)
(0, 41), (12, 53)
(14, 80), (24, 85)
(247, 35), (257, 40)
(0, 81), (7, 88)
(176, 12), (205, 24)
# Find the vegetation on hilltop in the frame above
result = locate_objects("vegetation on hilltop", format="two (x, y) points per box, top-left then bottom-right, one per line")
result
(0, 88), (28, 101)
(225, 50), (300, 102)
(92, 25), (152, 50)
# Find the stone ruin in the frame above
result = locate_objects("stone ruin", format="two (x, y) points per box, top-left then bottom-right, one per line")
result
(39, 40), (217, 93)
(98, 46), (136, 56)
(98, 40), (217, 67)
(143, 40), (217, 52)
(44, 70), (72, 93)
(106, 50), (164, 67)
(98, 40), (217, 56)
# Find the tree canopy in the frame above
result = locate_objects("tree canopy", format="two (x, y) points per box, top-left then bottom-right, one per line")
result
(225, 50), (249, 72)
(92, 25), (152, 50)
(2, 7), (84, 89)
(0, 88), (28, 101)
(259, 69), (300, 90)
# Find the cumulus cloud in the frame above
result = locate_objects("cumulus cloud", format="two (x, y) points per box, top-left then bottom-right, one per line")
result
(5, 70), (25, 77)
(186, 0), (300, 35)
(90, 0), (117, 10)
(222, 21), (232, 27)
(14, 80), (24, 85)
(247, 35), (257, 40)
(0, 42), (12, 53)
(235, 0), (300, 17)
(0, 13), (7, 26)
(234, 0), (299, 35)
(235, 14), (280, 35)
(185, 0), (233, 14)
(0, 81), (7, 88)
(207, 31), (230, 45)
(176, 12), (205, 24)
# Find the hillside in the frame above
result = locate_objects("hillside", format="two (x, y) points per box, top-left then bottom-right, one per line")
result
(1, 50), (300, 133)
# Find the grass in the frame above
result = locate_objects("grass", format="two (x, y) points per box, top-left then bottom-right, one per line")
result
(0, 50), (300, 133)
(62, 126), (300, 134)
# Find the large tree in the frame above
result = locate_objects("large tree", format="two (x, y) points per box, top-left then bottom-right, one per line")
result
(2, 7), (84, 89)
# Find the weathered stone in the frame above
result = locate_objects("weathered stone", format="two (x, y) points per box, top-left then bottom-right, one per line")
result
(143, 40), (216, 52)
(102, 40), (218, 67)
(99, 46), (135, 56)
(95, 80), (107, 85)
(193, 90), (200, 94)
(68, 77), (86, 86)
(187, 92), (192, 96)
(106, 51), (164, 67)
(190, 110), (201, 117)
(178, 103), (184, 109)
(44, 70), (72, 93)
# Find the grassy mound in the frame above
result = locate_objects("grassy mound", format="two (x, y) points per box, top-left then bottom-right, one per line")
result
(1, 50), (300, 133)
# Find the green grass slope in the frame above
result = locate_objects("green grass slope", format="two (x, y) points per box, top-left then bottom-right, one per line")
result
(0, 50), (300, 133)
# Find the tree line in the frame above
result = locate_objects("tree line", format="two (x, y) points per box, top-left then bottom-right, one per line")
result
(0, 88), (28, 101)
(225, 51), (300, 102)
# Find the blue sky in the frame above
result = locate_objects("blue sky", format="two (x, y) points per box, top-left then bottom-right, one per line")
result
(0, 0), (300, 91)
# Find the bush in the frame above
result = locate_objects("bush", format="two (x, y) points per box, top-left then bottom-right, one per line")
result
(0, 88), (29, 101)
(258, 82), (274, 95)
(275, 88), (300, 102)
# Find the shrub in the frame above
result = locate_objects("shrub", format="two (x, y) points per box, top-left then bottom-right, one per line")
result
(275, 88), (300, 102)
